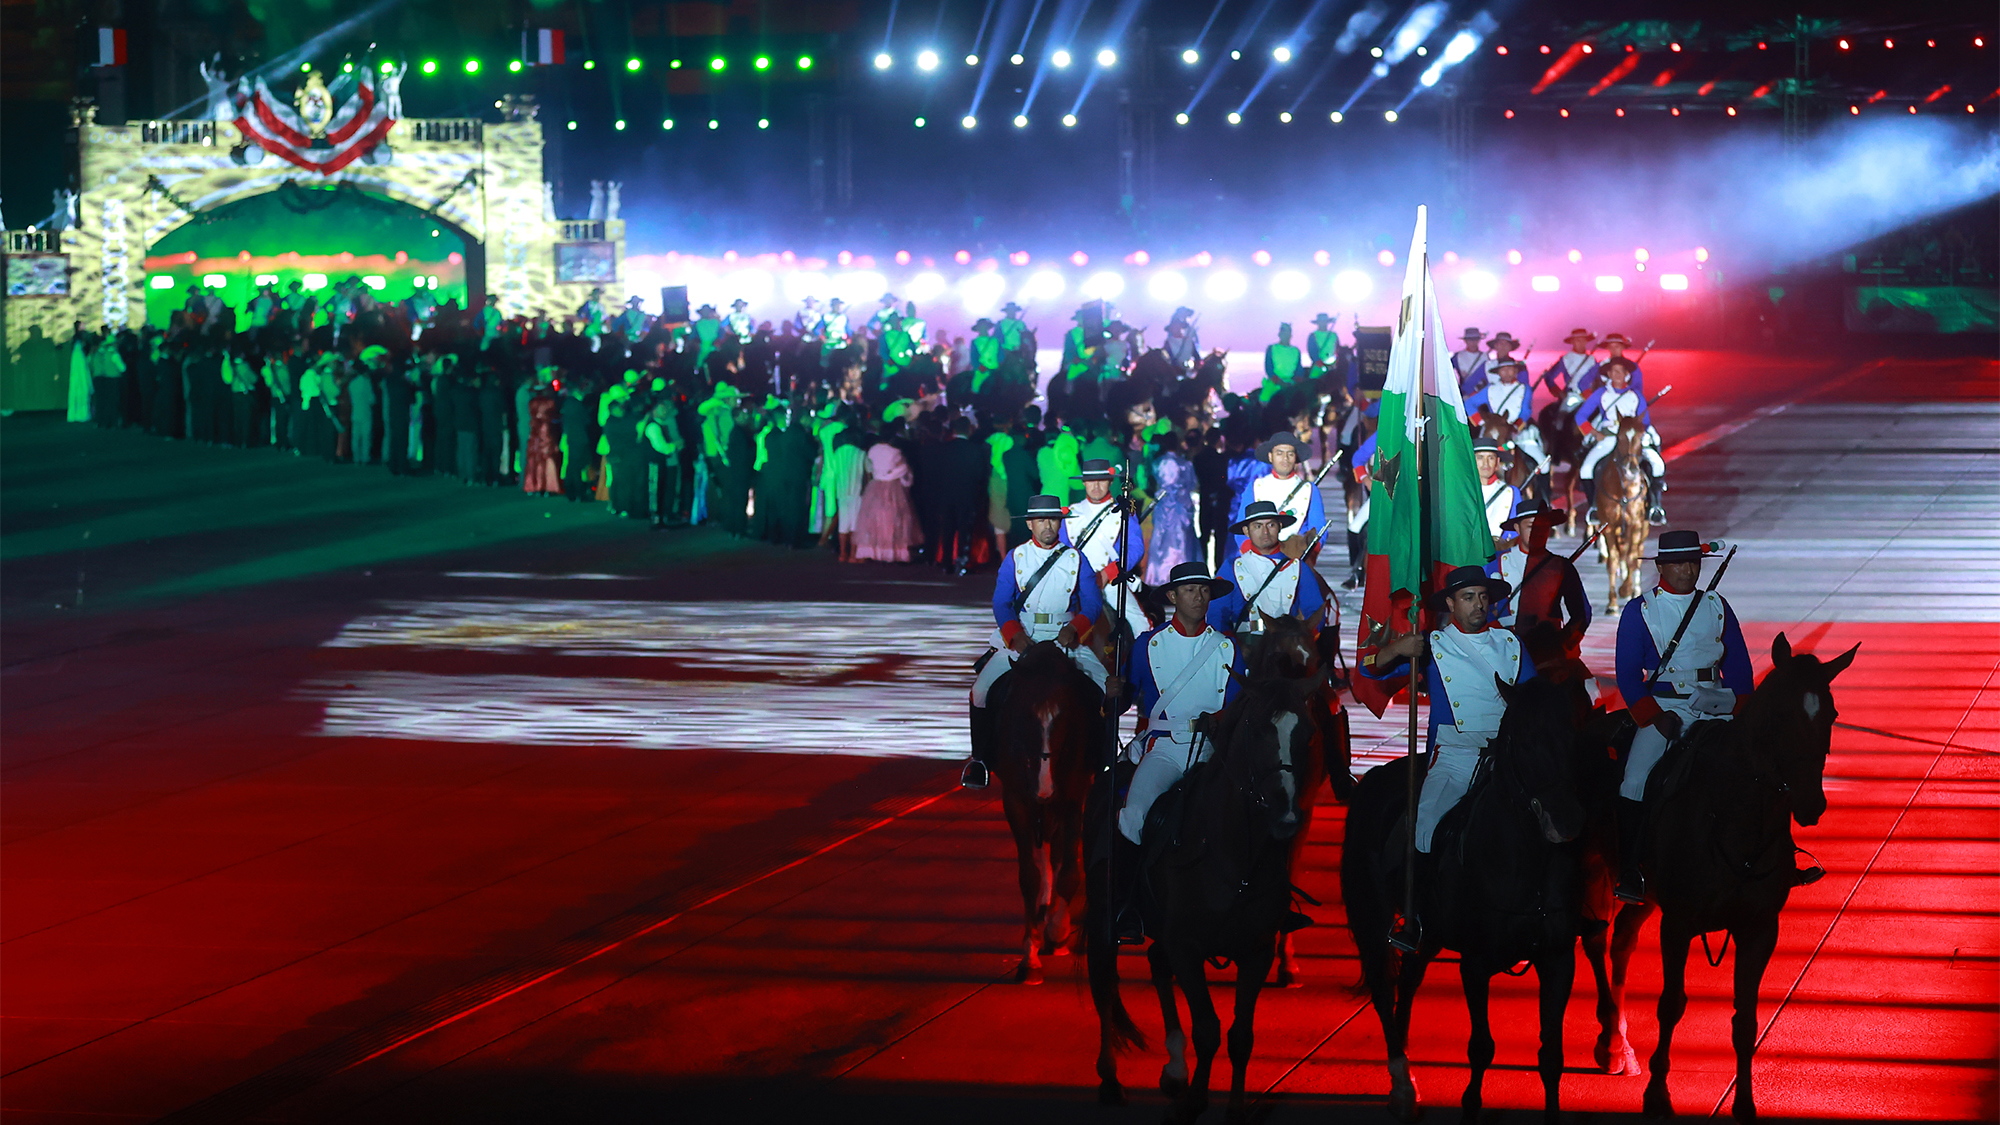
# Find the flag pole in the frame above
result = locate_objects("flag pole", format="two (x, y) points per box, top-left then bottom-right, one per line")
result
(1402, 228), (1429, 942)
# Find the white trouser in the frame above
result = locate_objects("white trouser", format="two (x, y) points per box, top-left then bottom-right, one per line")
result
(1513, 425), (1551, 474)
(969, 639), (1108, 708)
(1119, 732), (1211, 843)
(1621, 687), (1736, 800)
(1580, 432), (1667, 484)
(1416, 733), (1490, 852)
(1104, 579), (1152, 638)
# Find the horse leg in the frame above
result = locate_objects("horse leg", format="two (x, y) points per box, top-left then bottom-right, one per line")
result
(1605, 901), (1653, 1076)
(1729, 917), (1780, 1121)
(1458, 958), (1495, 1121)
(1168, 944), (1220, 1125)
(1151, 940), (1189, 1096)
(1644, 915), (1695, 1117)
(1538, 941), (1578, 1124)
(1386, 947), (1433, 1123)
(1008, 819), (1046, 984)
(1046, 809), (1082, 955)
(1225, 942), (1275, 1123)
(1583, 921), (1617, 1070)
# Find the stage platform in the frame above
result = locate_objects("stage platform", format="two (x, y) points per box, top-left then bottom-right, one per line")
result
(1, 350), (1993, 1123)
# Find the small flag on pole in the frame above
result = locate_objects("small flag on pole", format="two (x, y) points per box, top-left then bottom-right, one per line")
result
(96, 27), (128, 67)
(536, 29), (565, 66)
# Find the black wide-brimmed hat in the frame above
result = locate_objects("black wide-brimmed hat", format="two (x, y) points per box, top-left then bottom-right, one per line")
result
(1256, 430), (1305, 460)
(1230, 499), (1298, 534)
(1600, 332), (1633, 348)
(1023, 494), (1067, 519)
(731, 298), (749, 308)
(1645, 530), (1720, 563)
(1472, 437), (1503, 455)
(1501, 498), (1566, 528)
(1001, 301), (1024, 313)
(1461, 326), (1485, 340)
(1078, 458), (1118, 481)
(972, 317), (996, 332)
(1488, 331), (1520, 348)
(1160, 560), (1233, 597)
(1312, 312), (1335, 326)
(1430, 564), (1512, 610)
(1564, 327), (1594, 343)
(1489, 358), (1525, 376)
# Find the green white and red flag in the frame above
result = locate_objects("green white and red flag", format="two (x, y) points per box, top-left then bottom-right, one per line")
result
(1351, 206), (1497, 717)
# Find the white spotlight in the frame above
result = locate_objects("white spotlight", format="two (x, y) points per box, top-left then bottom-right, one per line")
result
(1182, 48), (1199, 64)
(1052, 49), (1072, 67)
(1175, 111), (1190, 124)
(1273, 46), (1293, 62)
(1530, 275), (1561, 293)
(907, 271), (948, 302)
(1331, 269), (1373, 303)
(874, 53), (892, 69)
(834, 270), (889, 306)
(1270, 270), (1311, 301)
(1459, 270), (1499, 300)
(1594, 275), (1625, 292)
(1083, 271), (1125, 300)
(1021, 270), (1067, 301)
(960, 272), (1007, 313)
(1204, 269), (1248, 302)
(723, 268), (776, 304)
(1330, 110), (1344, 122)
(1013, 113), (1029, 127)
(1279, 111), (1293, 123)
(1062, 113), (1077, 127)
(1227, 111), (1242, 124)
(1010, 53), (1025, 65)
(1659, 273), (1691, 291)
(917, 50), (939, 71)
(1147, 270), (1188, 302)
(1097, 48), (1117, 67)
(962, 115), (977, 128)
(782, 270), (830, 302)
(965, 54), (979, 65)
(1384, 109), (1399, 122)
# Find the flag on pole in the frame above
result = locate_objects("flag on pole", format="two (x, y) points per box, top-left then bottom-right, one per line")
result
(536, 29), (565, 66)
(1351, 205), (1496, 717)
(95, 28), (128, 67)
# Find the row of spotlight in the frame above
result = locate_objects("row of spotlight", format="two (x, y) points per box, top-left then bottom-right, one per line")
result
(871, 45), (1302, 71)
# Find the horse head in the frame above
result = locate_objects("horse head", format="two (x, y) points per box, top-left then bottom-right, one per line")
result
(1247, 613), (1322, 684)
(1493, 674), (1586, 844)
(1210, 676), (1315, 842)
(995, 641), (1104, 803)
(1613, 415), (1647, 459)
(1756, 633), (1860, 828)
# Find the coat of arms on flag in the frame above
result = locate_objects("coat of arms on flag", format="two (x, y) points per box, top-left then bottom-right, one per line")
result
(232, 66), (399, 174)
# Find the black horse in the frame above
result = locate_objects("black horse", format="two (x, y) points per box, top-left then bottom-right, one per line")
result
(1342, 674), (1586, 1124)
(1085, 622), (1322, 1124)
(1629, 634), (1857, 1120)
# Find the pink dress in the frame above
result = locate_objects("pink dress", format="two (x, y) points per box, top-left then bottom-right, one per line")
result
(853, 443), (920, 562)
(521, 393), (563, 495)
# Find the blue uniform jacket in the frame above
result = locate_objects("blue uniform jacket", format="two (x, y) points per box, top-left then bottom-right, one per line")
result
(1358, 632), (1536, 752)
(1126, 622), (1247, 734)
(1613, 593), (1753, 726)
(1574, 385), (1653, 432)
(1230, 472), (1328, 549)
(1578, 361), (1647, 400)
(1206, 551), (1327, 632)
(1466, 379), (1535, 422)
(1058, 503), (1148, 578)
(992, 546), (1104, 644)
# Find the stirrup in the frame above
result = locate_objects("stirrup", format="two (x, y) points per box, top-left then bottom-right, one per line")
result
(1614, 879), (1647, 905)
(1386, 914), (1422, 954)
(959, 759), (989, 790)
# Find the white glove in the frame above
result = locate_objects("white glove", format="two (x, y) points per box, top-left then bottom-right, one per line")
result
(1691, 684), (1736, 716)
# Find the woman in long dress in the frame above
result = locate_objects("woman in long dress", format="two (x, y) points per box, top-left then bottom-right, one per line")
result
(521, 383), (563, 495)
(853, 428), (920, 563)
(1146, 430), (1200, 584)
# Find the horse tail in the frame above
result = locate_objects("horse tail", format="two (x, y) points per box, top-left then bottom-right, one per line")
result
(1086, 923), (1148, 1054)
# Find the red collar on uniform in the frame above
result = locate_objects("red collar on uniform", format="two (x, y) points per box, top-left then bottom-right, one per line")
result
(1269, 469), (1298, 480)
(1171, 617), (1207, 637)
(1448, 620), (1490, 637)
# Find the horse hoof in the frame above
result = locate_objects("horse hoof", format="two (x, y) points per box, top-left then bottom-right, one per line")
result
(1614, 1045), (1643, 1077)
(1388, 1088), (1422, 1122)
(1098, 1079), (1126, 1106)
(1014, 961), (1044, 985)
(1275, 965), (1301, 989)
(1642, 1083), (1674, 1118)
(1160, 1068), (1189, 1097)
(1731, 1094), (1757, 1121)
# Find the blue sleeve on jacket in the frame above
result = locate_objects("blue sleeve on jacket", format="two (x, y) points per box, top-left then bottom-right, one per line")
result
(1719, 601), (1754, 695)
(1293, 565), (1326, 623)
(1057, 522), (1073, 547)
(1129, 625), (1163, 713)
(1222, 638), (1246, 708)
(1075, 559), (1105, 622)
(1303, 479), (1327, 534)
(1615, 598), (1663, 706)
(1574, 387), (1605, 428)
(1465, 385), (1490, 414)
(993, 552), (1020, 627)
(1120, 513), (1147, 572)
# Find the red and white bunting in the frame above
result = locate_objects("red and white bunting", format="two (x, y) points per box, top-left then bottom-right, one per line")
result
(233, 69), (397, 175)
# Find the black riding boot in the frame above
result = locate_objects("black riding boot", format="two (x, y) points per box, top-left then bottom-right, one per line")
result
(1615, 797), (1648, 903)
(1646, 477), (1667, 525)
(1110, 832), (1147, 945)
(961, 705), (993, 789)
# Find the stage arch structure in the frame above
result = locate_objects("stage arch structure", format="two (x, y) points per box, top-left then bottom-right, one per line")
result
(3, 72), (625, 411)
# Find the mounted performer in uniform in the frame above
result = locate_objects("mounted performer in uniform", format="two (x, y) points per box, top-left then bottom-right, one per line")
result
(962, 494), (1109, 790)
(1061, 459), (1152, 641)
(1610, 530), (1822, 902)
(1452, 326), (1488, 398)
(1232, 430), (1326, 556)
(1540, 326), (1598, 405)
(1468, 358), (1549, 491)
(1474, 437), (1520, 547)
(1206, 500), (1327, 641)
(1486, 499), (1591, 674)
(1356, 566), (1536, 951)
(1582, 332), (1647, 399)
(1577, 356), (1667, 524)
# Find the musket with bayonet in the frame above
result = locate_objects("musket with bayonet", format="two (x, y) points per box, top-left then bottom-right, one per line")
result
(1230, 517), (1338, 632)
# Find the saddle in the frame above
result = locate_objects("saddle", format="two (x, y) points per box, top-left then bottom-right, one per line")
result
(1641, 718), (1727, 807)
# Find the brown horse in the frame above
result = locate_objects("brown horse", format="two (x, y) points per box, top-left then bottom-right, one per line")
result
(1619, 634), (1857, 1120)
(1593, 416), (1650, 613)
(1086, 617), (1323, 1122)
(988, 641), (1106, 984)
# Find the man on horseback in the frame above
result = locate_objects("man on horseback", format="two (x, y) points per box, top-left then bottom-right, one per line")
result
(1206, 500), (1327, 640)
(1576, 357), (1667, 524)
(1590, 332), (1648, 398)
(1539, 327), (1598, 403)
(1611, 530), (1770, 902)
(1470, 359), (1551, 486)
(1234, 431), (1326, 555)
(1361, 566), (1535, 951)
(1475, 438), (1520, 546)
(1061, 459), (1151, 640)
(1452, 327), (1488, 398)
(962, 494), (1108, 790)
(1107, 561), (1246, 940)
(1487, 500), (1590, 670)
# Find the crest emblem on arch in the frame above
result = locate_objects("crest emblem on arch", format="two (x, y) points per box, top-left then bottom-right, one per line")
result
(234, 66), (397, 175)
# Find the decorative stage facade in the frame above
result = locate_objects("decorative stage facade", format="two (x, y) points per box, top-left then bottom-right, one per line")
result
(2, 71), (624, 411)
